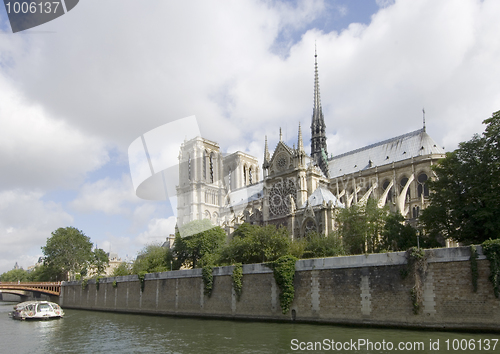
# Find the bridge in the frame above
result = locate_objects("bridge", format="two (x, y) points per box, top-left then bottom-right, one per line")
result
(0, 282), (61, 296)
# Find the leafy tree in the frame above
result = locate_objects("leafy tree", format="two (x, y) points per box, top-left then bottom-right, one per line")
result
(218, 224), (290, 265)
(132, 244), (172, 274)
(112, 262), (132, 276)
(379, 213), (419, 251)
(173, 220), (226, 269)
(41, 227), (93, 281)
(302, 232), (345, 258)
(91, 248), (110, 277)
(27, 264), (59, 282)
(421, 111), (500, 244)
(0, 268), (29, 282)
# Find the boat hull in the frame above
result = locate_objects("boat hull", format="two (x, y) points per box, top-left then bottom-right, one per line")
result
(9, 301), (64, 321)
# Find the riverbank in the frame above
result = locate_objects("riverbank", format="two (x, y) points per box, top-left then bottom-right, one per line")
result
(60, 246), (499, 332)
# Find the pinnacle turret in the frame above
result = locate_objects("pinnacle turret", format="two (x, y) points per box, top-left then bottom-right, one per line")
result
(310, 46), (329, 177)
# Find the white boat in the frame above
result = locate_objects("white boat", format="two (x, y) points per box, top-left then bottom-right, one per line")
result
(9, 301), (64, 320)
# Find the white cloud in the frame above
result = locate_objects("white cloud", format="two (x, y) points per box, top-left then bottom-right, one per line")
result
(70, 174), (137, 215)
(0, 190), (73, 273)
(0, 72), (109, 191)
(136, 216), (177, 247)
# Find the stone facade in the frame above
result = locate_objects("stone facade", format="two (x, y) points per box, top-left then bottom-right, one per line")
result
(175, 53), (446, 238)
(60, 246), (500, 331)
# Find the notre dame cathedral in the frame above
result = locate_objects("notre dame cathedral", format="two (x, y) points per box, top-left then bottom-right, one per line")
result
(176, 52), (446, 239)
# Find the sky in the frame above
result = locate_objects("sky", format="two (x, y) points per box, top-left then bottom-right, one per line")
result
(1, 0), (499, 274)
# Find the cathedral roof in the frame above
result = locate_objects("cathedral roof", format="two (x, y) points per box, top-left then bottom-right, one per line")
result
(303, 187), (344, 208)
(226, 182), (264, 208)
(328, 128), (445, 178)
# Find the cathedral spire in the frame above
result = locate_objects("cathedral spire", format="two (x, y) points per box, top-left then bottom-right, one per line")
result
(298, 123), (304, 153)
(279, 127), (283, 142)
(310, 46), (329, 177)
(264, 135), (270, 163)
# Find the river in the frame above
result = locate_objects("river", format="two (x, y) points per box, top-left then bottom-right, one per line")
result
(1, 301), (498, 353)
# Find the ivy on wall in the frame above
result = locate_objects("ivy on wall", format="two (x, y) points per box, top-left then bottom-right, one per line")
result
(470, 245), (478, 293)
(95, 277), (103, 291)
(482, 239), (500, 298)
(202, 265), (214, 297)
(112, 280), (118, 288)
(270, 255), (297, 315)
(232, 263), (243, 301)
(138, 271), (147, 292)
(81, 279), (88, 290)
(402, 247), (427, 315)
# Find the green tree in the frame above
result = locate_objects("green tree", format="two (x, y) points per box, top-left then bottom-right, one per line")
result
(0, 268), (29, 282)
(380, 213), (418, 251)
(91, 248), (110, 277)
(132, 244), (172, 274)
(27, 264), (59, 282)
(218, 224), (290, 265)
(41, 227), (93, 280)
(302, 232), (345, 258)
(421, 111), (500, 244)
(112, 262), (132, 277)
(173, 220), (226, 269)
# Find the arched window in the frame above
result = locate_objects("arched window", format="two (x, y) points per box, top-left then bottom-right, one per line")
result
(417, 173), (429, 198)
(188, 154), (191, 181)
(210, 152), (214, 183)
(383, 180), (393, 202)
(249, 167), (253, 185)
(400, 177), (411, 199)
(203, 151), (208, 181)
(243, 166), (247, 186)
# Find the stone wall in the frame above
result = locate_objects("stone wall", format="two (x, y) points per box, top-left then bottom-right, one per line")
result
(60, 246), (500, 331)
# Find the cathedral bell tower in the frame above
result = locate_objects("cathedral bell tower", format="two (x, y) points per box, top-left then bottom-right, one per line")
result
(310, 47), (329, 178)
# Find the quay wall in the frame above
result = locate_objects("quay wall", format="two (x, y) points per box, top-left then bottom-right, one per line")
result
(60, 246), (500, 331)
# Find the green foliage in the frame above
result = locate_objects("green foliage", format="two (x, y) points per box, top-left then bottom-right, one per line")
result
(132, 244), (171, 274)
(202, 265), (214, 297)
(0, 268), (29, 282)
(232, 263), (243, 300)
(270, 255), (297, 314)
(219, 224), (290, 265)
(92, 248), (109, 277)
(81, 279), (88, 290)
(482, 239), (500, 298)
(112, 280), (118, 288)
(42, 227), (94, 281)
(113, 262), (132, 277)
(95, 276), (103, 290)
(336, 199), (388, 254)
(137, 271), (147, 292)
(470, 245), (478, 293)
(380, 213), (418, 251)
(173, 220), (226, 269)
(402, 247), (427, 314)
(421, 111), (500, 244)
(301, 232), (345, 259)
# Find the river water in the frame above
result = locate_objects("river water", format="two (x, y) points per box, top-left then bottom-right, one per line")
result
(1, 301), (498, 353)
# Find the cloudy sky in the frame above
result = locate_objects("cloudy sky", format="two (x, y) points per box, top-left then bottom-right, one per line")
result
(1, 0), (499, 274)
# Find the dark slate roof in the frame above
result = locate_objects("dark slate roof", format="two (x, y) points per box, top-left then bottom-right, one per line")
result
(328, 129), (445, 178)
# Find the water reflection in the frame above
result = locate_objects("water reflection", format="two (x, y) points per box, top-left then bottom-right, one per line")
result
(0, 303), (498, 353)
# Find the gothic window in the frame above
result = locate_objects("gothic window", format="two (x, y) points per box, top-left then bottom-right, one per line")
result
(203, 151), (208, 181)
(412, 206), (420, 218)
(382, 180), (393, 202)
(243, 165), (247, 186)
(304, 218), (316, 236)
(417, 173), (429, 198)
(269, 178), (297, 216)
(249, 167), (253, 184)
(210, 152), (214, 183)
(400, 177), (411, 199)
(188, 154), (191, 181)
